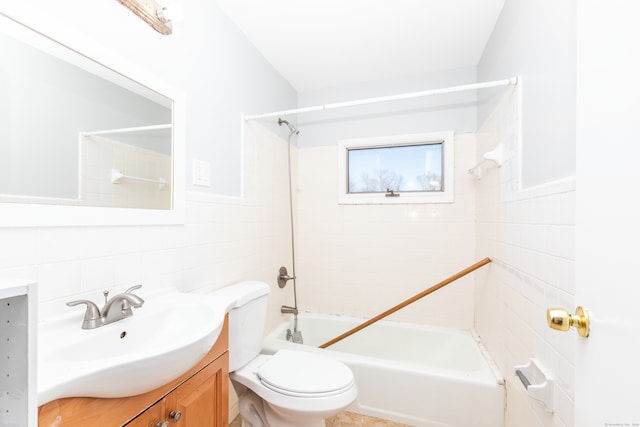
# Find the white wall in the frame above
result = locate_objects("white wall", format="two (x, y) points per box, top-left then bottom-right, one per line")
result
(475, 1), (577, 426)
(475, 99), (576, 426)
(0, 3), (298, 418)
(0, 0), (297, 297)
(0, 1), (584, 425)
(0, 0), (297, 198)
(293, 69), (480, 328)
(297, 67), (477, 148)
(0, 120), (293, 421)
(478, 0), (576, 188)
(296, 134), (478, 328)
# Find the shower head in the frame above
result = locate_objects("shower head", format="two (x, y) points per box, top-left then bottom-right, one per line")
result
(278, 117), (300, 135)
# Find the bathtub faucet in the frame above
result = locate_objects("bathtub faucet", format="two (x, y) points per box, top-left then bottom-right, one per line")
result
(281, 305), (298, 315)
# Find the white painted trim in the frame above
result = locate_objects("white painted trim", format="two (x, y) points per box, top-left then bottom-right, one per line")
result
(511, 176), (576, 201)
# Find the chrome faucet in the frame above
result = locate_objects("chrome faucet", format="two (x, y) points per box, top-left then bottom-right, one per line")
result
(66, 284), (144, 329)
(102, 292), (144, 324)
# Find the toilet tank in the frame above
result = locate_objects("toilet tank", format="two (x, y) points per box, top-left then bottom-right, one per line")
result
(223, 281), (270, 371)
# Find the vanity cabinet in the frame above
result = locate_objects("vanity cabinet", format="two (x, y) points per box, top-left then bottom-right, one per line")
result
(38, 316), (229, 427)
(164, 356), (225, 426)
(127, 353), (228, 427)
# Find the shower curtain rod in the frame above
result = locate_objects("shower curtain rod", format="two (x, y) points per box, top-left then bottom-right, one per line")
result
(244, 77), (518, 121)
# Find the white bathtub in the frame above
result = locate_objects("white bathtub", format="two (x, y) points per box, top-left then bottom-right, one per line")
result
(262, 314), (504, 427)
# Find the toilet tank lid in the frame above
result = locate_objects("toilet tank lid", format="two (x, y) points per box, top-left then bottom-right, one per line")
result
(213, 280), (270, 308)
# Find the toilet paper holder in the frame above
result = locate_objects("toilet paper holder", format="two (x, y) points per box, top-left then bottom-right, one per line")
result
(514, 358), (554, 412)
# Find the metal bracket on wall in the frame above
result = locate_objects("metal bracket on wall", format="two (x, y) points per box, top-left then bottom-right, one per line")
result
(277, 266), (295, 288)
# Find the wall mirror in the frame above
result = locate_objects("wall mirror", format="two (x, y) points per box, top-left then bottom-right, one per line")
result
(0, 13), (185, 226)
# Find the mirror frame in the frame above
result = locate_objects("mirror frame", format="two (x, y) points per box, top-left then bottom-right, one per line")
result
(0, 13), (185, 227)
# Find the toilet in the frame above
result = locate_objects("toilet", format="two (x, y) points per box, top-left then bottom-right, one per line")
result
(223, 281), (357, 427)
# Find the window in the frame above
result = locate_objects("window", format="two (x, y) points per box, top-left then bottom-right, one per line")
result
(338, 132), (454, 204)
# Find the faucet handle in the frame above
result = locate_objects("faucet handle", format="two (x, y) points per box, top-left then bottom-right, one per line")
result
(124, 284), (142, 294)
(122, 284), (144, 317)
(277, 266), (296, 288)
(66, 300), (104, 329)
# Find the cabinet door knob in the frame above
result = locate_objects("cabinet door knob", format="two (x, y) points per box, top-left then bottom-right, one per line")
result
(156, 422), (169, 427)
(169, 411), (182, 423)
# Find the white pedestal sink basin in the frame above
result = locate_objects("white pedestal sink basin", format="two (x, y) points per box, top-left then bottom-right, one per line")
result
(38, 289), (230, 406)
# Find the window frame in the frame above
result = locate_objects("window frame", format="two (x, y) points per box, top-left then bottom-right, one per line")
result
(337, 131), (454, 204)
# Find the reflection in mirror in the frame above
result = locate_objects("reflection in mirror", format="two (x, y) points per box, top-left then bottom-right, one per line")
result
(81, 125), (172, 209)
(0, 14), (173, 210)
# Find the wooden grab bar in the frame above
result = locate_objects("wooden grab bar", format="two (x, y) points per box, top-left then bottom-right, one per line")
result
(318, 257), (492, 349)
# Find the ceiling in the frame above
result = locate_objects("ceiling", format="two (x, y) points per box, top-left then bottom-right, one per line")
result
(216, 0), (506, 93)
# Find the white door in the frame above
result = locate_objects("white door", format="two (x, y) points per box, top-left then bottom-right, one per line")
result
(575, 1), (640, 424)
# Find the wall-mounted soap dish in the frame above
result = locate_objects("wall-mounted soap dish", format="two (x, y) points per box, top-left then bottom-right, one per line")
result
(468, 143), (503, 179)
(514, 358), (554, 412)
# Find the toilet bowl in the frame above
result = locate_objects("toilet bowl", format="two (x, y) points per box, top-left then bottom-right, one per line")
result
(217, 280), (358, 427)
(231, 351), (357, 427)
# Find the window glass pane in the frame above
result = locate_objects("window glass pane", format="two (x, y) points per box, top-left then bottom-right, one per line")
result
(347, 143), (443, 193)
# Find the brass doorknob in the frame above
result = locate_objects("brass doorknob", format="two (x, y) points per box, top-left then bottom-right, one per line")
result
(546, 306), (590, 337)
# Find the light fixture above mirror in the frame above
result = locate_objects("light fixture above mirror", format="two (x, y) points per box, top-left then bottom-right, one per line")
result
(117, 0), (184, 35)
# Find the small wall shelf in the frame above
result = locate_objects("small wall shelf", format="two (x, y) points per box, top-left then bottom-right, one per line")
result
(514, 358), (554, 412)
(0, 279), (38, 427)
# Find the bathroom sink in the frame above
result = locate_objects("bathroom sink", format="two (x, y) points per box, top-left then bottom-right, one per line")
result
(38, 290), (229, 405)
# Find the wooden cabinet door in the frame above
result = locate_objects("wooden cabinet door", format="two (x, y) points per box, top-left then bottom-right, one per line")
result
(126, 400), (165, 427)
(164, 353), (229, 427)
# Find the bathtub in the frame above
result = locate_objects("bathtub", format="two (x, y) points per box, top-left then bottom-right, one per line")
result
(262, 314), (504, 427)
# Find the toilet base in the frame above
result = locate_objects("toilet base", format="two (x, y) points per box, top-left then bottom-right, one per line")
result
(238, 389), (326, 427)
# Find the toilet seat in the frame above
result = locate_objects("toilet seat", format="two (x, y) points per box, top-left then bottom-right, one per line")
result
(257, 350), (354, 397)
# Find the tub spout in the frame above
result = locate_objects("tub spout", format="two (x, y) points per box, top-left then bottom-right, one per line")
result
(281, 305), (298, 315)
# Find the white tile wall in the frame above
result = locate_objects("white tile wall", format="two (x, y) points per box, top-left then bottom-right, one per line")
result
(0, 123), (293, 337)
(295, 133), (479, 328)
(83, 136), (172, 209)
(475, 94), (576, 427)
(0, 109), (577, 426)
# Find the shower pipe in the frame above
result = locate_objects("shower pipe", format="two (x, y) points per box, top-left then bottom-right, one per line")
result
(318, 257), (492, 349)
(279, 118), (300, 318)
(244, 78), (518, 121)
